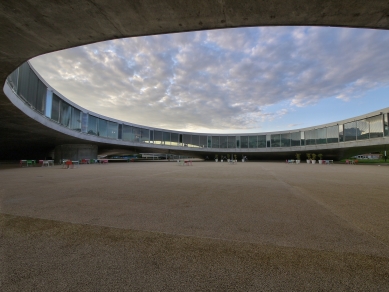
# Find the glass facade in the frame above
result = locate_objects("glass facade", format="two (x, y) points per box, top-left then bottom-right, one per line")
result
(248, 136), (257, 148)
(291, 132), (300, 146)
(316, 128), (326, 144)
(241, 136), (248, 148)
(368, 115), (383, 138)
(258, 135), (266, 148)
(281, 133), (290, 147)
(7, 61), (389, 153)
(305, 129), (316, 146)
(271, 134), (281, 147)
(344, 121), (357, 141)
(327, 126), (338, 144)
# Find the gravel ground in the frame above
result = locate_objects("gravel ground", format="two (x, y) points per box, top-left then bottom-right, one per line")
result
(1, 161), (389, 291)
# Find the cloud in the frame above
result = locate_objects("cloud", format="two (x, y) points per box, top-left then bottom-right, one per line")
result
(30, 27), (389, 132)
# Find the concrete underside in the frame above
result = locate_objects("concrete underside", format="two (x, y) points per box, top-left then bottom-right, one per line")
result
(1, 1), (389, 158)
(1, 162), (389, 290)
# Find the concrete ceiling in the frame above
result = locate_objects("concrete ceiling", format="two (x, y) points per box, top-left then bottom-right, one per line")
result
(1, 1), (389, 159)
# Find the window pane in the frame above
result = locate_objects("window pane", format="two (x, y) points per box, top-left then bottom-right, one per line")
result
(171, 133), (179, 146)
(316, 128), (326, 144)
(300, 132), (305, 146)
(98, 119), (108, 137)
(107, 121), (118, 139)
(219, 136), (227, 148)
(338, 124), (344, 142)
(305, 130), (316, 145)
(182, 134), (191, 146)
(241, 136), (248, 148)
(70, 108), (81, 131)
(327, 126), (338, 144)
(258, 135), (266, 148)
(140, 128), (150, 143)
(191, 135), (200, 147)
(118, 124), (122, 140)
(164, 132), (171, 145)
(228, 136), (236, 148)
(368, 115), (383, 138)
(81, 112), (88, 133)
(291, 132), (300, 146)
(200, 136), (207, 148)
(60, 101), (71, 127)
(212, 136), (219, 148)
(281, 133), (290, 147)
(384, 114), (389, 136)
(7, 68), (19, 91)
(356, 119), (369, 140)
(247, 136), (256, 148)
(122, 125), (131, 140)
(154, 131), (163, 144)
(51, 94), (60, 122)
(344, 121), (356, 141)
(88, 115), (98, 135)
(271, 134), (280, 147)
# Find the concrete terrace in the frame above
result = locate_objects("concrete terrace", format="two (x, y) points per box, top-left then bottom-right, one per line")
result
(1, 162), (389, 290)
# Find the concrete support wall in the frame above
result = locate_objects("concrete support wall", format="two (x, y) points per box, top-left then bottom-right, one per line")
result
(54, 144), (98, 163)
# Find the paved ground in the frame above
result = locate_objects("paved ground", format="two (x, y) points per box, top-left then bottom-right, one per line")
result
(1, 162), (388, 291)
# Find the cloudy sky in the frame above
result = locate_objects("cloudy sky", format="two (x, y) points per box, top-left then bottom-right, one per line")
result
(30, 26), (389, 133)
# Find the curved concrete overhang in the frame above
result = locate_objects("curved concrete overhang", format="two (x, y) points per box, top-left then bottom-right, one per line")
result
(1, 1), (389, 159)
(3, 64), (389, 160)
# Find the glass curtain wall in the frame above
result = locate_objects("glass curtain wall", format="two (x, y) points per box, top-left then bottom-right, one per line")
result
(219, 136), (228, 148)
(107, 121), (118, 139)
(211, 136), (219, 148)
(356, 119), (369, 140)
(192, 135), (200, 147)
(70, 108), (81, 131)
(368, 115), (383, 138)
(291, 132), (300, 146)
(200, 136), (207, 148)
(281, 133), (290, 147)
(164, 132), (171, 145)
(171, 133), (179, 146)
(384, 114), (389, 136)
(316, 128), (326, 144)
(183, 134), (191, 147)
(88, 115), (98, 135)
(338, 124), (344, 142)
(17, 62), (46, 113)
(344, 121), (357, 141)
(248, 136), (257, 148)
(327, 126), (338, 143)
(7, 68), (19, 91)
(228, 136), (236, 148)
(140, 128), (150, 143)
(258, 135), (266, 148)
(60, 101), (72, 127)
(154, 131), (163, 144)
(305, 129), (316, 145)
(241, 136), (248, 148)
(271, 134), (281, 147)
(98, 119), (108, 137)
(51, 94), (60, 123)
